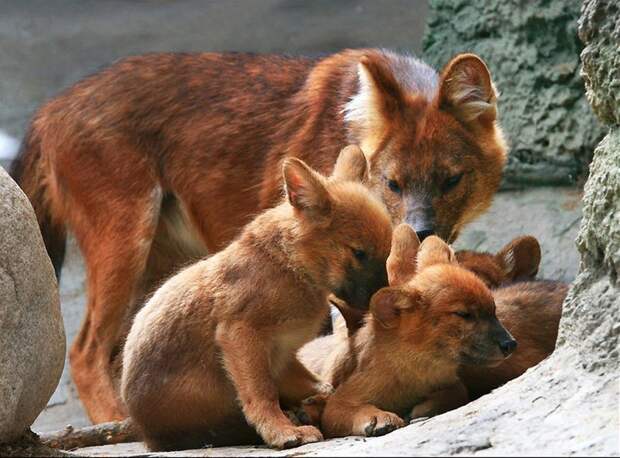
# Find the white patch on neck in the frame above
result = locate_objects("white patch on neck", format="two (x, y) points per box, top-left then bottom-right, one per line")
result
(342, 63), (387, 155)
(343, 63), (379, 127)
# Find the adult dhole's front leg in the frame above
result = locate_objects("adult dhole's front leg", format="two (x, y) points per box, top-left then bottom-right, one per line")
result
(216, 322), (323, 449)
(68, 182), (161, 423)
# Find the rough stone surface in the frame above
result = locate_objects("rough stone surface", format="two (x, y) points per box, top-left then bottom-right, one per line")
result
(579, 0), (620, 125)
(0, 166), (65, 443)
(423, 0), (604, 186)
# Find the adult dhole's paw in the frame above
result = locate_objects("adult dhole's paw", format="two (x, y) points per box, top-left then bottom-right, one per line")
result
(359, 410), (405, 437)
(264, 425), (324, 449)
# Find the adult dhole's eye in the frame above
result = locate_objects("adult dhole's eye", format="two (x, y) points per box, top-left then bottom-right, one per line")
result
(387, 179), (401, 194)
(454, 311), (473, 320)
(352, 248), (367, 262)
(444, 173), (464, 192)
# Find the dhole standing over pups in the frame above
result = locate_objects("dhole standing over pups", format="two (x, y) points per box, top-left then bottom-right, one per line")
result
(299, 225), (516, 438)
(13, 47), (507, 422)
(121, 148), (393, 450)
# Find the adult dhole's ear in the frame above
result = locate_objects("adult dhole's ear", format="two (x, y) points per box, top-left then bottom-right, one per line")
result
(387, 224), (420, 286)
(344, 53), (426, 156)
(331, 145), (368, 182)
(283, 158), (331, 224)
(370, 287), (419, 329)
(496, 235), (541, 281)
(417, 235), (456, 271)
(438, 53), (498, 128)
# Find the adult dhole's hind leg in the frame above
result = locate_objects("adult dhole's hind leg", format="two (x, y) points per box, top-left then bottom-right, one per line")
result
(62, 160), (162, 423)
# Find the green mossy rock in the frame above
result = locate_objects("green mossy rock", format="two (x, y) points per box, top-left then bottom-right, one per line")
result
(423, 0), (605, 186)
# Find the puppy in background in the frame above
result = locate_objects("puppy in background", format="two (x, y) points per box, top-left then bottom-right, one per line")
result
(455, 237), (567, 399)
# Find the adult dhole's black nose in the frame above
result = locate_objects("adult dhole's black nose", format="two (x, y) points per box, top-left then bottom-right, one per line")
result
(499, 338), (517, 356)
(416, 230), (434, 241)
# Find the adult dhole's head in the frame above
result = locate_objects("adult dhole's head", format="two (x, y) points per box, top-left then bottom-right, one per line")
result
(344, 51), (507, 243)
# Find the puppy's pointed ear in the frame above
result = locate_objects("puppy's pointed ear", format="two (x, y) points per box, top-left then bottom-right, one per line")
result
(331, 145), (368, 182)
(387, 224), (420, 286)
(438, 53), (498, 128)
(417, 235), (456, 271)
(370, 287), (419, 329)
(497, 235), (541, 281)
(283, 158), (331, 225)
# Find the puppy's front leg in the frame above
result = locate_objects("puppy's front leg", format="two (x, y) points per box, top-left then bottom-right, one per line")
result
(216, 322), (323, 449)
(279, 357), (333, 425)
(321, 373), (405, 438)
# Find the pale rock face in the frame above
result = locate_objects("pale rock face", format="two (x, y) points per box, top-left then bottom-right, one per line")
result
(0, 166), (65, 443)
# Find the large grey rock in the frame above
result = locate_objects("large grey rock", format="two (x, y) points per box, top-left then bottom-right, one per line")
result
(0, 166), (65, 443)
(423, 0), (604, 187)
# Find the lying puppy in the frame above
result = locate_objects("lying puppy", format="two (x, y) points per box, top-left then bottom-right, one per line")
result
(455, 237), (567, 399)
(300, 225), (516, 438)
(121, 146), (393, 450)
(324, 235), (567, 404)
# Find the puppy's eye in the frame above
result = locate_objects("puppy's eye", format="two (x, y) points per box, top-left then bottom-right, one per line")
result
(454, 311), (473, 320)
(387, 179), (401, 194)
(444, 173), (464, 192)
(352, 249), (367, 262)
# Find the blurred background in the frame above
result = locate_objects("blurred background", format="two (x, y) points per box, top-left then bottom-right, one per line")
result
(0, 0), (594, 434)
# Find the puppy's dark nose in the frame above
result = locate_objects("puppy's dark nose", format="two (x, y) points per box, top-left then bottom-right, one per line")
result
(499, 338), (517, 356)
(416, 230), (434, 241)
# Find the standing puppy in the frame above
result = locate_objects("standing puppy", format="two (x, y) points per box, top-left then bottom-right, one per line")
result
(121, 147), (393, 451)
(301, 225), (515, 438)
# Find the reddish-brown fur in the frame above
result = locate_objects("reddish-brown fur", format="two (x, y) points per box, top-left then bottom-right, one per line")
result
(455, 236), (566, 398)
(299, 226), (515, 438)
(320, 234), (566, 419)
(459, 280), (566, 399)
(121, 148), (393, 450)
(455, 235), (541, 288)
(12, 49), (506, 422)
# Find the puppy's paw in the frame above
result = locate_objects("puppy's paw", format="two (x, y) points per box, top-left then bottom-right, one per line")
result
(264, 425), (323, 449)
(360, 411), (405, 437)
(295, 391), (332, 426)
